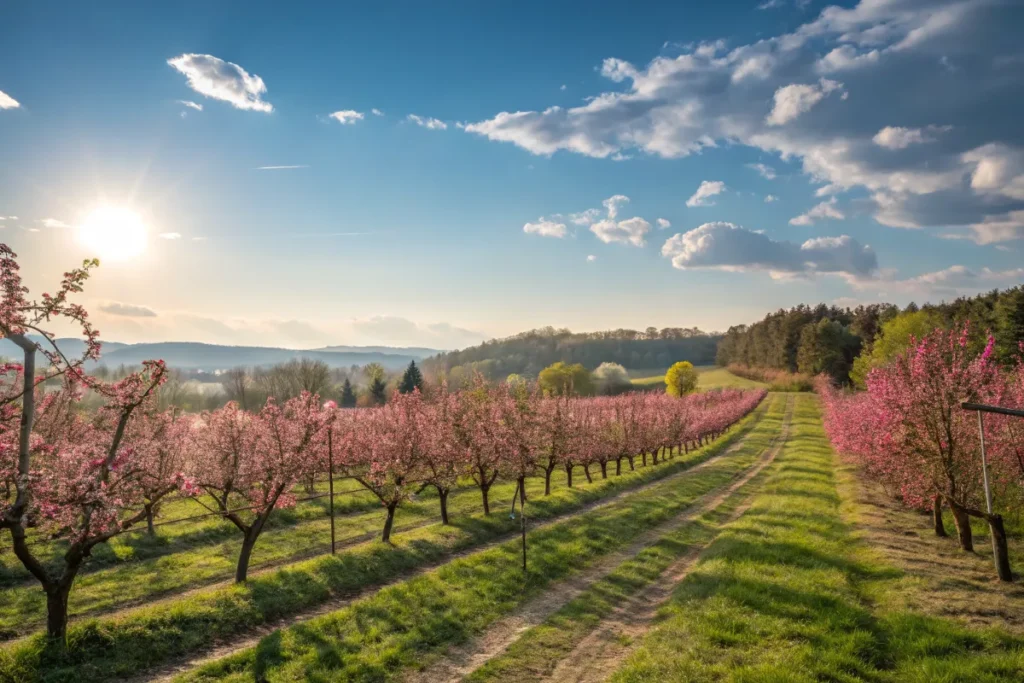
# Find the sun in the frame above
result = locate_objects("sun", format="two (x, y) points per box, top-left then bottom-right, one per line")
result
(77, 206), (148, 262)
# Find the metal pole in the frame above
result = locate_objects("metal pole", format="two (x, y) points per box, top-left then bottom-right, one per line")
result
(977, 411), (994, 515)
(328, 428), (336, 554)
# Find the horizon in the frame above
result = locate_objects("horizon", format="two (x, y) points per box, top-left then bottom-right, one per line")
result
(2, 0), (1023, 350)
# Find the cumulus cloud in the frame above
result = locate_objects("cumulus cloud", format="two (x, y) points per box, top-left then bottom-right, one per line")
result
(178, 100), (203, 111)
(523, 219), (568, 238)
(407, 114), (447, 130)
(39, 218), (70, 228)
(851, 264), (1024, 298)
(789, 197), (845, 225)
(569, 208), (602, 226)
(602, 194), (630, 219)
(766, 78), (844, 126)
(587, 254), (597, 261)
(167, 54), (273, 112)
(686, 180), (726, 207)
(99, 302), (158, 318)
(591, 216), (650, 246)
(873, 125), (949, 149)
(747, 163), (777, 180)
(371, 108), (384, 116)
(657, 218), (672, 229)
(661, 222), (877, 278)
(765, 194), (779, 202)
(464, 0), (1024, 244)
(329, 110), (364, 124)
(159, 232), (182, 240)
(0, 90), (19, 110)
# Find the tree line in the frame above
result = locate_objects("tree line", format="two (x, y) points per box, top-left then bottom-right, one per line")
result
(716, 286), (1024, 385)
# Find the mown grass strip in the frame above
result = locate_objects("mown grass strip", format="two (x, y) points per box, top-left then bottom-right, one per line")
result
(463, 396), (797, 683)
(611, 397), (1024, 683)
(172, 395), (789, 683)
(0, 397), (773, 683)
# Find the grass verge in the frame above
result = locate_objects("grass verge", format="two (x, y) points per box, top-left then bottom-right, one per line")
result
(0, 396), (773, 683)
(610, 397), (1024, 683)
(171, 395), (789, 683)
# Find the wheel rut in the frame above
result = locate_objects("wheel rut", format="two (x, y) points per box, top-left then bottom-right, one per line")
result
(403, 395), (794, 683)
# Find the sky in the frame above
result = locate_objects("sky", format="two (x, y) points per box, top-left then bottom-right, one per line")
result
(1, 0), (1023, 350)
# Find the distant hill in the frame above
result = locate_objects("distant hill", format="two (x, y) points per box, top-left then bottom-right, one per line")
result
(423, 326), (721, 380)
(0, 337), (438, 371)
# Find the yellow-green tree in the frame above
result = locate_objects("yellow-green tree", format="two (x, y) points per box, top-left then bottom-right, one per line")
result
(849, 309), (944, 388)
(538, 361), (594, 396)
(665, 361), (698, 396)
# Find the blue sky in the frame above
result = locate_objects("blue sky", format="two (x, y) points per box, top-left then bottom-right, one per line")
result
(1, 0), (1022, 349)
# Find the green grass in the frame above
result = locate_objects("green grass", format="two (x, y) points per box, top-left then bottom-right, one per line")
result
(171, 394), (789, 683)
(464, 396), (800, 683)
(0, 397), (772, 683)
(631, 366), (766, 392)
(610, 397), (1024, 683)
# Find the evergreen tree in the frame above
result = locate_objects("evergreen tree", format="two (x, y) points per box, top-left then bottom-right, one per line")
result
(340, 378), (357, 408)
(398, 360), (424, 394)
(369, 375), (388, 404)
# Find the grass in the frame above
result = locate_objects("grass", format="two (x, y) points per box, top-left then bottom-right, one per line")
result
(172, 394), (790, 683)
(631, 366), (767, 392)
(610, 397), (1024, 683)
(464, 395), (801, 683)
(0, 397), (772, 683)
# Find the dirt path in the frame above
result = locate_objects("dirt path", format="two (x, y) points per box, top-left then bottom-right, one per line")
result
(836, 458), (1024, 634)
(135, 400), (775, 683)
(404, 395), (794, 683)
(538, 396), (795, 683)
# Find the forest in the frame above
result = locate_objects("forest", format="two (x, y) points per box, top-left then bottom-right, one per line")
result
(715, 286), (1024, 385)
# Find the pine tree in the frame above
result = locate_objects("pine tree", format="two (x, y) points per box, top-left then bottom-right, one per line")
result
(398, 360), (424, 394)
(340, 378), (357, 408)
(369, 376), (388, 404)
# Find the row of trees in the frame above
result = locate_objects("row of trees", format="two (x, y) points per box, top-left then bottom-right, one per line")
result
(425, 326), (720, 382)
(716, 288), (1024, 385)
(818, 325), (1024, 581)
(0, 245), (763, 642)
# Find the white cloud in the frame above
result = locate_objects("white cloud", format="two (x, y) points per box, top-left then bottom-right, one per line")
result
(167, 54), (273, 112)
(560, 84), (568, 91)
(789, 197), (845, 225)
(0, 90), (19, 110)
(587, 254), (597, 262)
(329, 110), (364, 124)
(757, 0), (784, 9)
(815, 183), (842, 197)
(747, 163), (777, 180)
(159, 232), (182, 240)
(350, 315), (486, 349)
(765, 194), (779, 203)
(407, 114), (447, 130)
(591, 217), (650, 247)
(602, 194), (630, 219)
(255, 165), (309, 170)
(569, 208), (602, 226)
(39, 218), (70, 228)
(686, 180), (726, 207)
(99, 302), (158, 318)
(178, 100), (203, 111)
(766, 78), (844, 126)
(661, 221), (877, 277)
(523, 219), (567, 238)
(873, 125), (948, 149)
(371, 108), (384, 116)
(657, 218), (671, 229)
(851, 264), (1024, 298)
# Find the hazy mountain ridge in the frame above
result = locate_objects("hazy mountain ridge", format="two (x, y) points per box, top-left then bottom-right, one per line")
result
(0, 337), (441, 371)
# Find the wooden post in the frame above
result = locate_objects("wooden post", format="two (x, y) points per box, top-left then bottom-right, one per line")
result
(328, 428), (336, 554)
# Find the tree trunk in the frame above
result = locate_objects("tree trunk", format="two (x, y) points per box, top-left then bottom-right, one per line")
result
(480, 484), (491, 515)
(652, 448), (659, 465)
(235, 529), (258, 583)
(584, 464), (593, 483)
(544, 468), (553, 496)
(932, 494), (947, 537)
(437, 487), (450, 525)
(564, 463), (574, 488)
(641, 452), (647, 467)
(518, 477), (527, 572)
(683, 442), (689, 454)
(382, 502), (398, 543)
(987, 513), (1013, 582)
(948, 500), (974, 552)
(615, 458), (622, 476)
(45, 582), (72, 643)
(628, 455), (635, 471)
(599, 461), (607, 479)
(145, 503), (156, 536)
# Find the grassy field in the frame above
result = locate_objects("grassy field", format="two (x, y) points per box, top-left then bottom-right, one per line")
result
(631, 366), (767, 392)
(173, 395), (789, 683)
(0, 397), (771, 683)
(611, 398), (1024, 682)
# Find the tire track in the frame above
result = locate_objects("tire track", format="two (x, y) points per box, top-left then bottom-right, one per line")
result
(543, 396), (796, 683)
(135, 399), (775, 683)
(403, 395), (794, 683)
